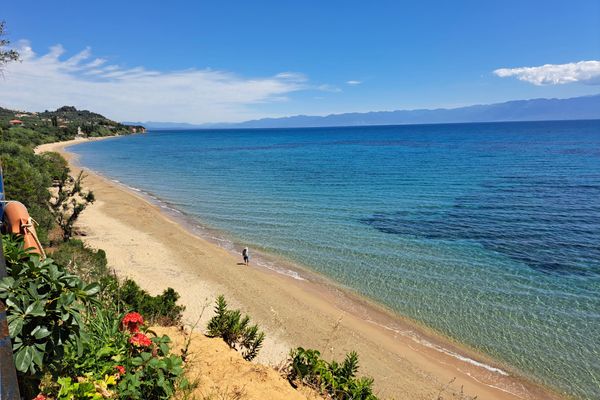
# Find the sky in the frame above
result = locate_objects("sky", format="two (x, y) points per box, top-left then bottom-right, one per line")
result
(1, 0), (599, 123)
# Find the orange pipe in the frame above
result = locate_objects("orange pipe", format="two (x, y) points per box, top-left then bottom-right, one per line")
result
(2, 201), (45, 257)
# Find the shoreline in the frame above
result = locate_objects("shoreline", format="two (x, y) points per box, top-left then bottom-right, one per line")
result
(35, 136), (566, 400)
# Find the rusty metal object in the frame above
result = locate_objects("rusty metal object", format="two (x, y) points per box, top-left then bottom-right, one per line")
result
(3, 201), (45, 258)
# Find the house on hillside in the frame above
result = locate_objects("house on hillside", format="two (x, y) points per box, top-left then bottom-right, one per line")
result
(9, 119), (23, 126)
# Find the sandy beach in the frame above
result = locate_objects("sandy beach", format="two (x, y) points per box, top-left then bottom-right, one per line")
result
(35, 137), (564, 400)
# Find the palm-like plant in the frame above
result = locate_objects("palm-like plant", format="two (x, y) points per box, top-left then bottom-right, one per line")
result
(206, 295), (265, 361)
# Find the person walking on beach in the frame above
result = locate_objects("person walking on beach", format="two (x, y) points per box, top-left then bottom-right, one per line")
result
(242, 247), (249, 266)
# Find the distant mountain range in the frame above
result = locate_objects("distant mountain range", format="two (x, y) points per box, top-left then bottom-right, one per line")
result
(124, 94), (600, 130)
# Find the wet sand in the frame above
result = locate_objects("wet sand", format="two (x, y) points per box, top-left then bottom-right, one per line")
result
(36, 137), (565, 400)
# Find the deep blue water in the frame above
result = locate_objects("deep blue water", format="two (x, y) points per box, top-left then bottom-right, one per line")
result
(70, 120), (600, 399)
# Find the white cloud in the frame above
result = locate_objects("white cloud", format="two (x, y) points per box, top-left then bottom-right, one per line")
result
(494, 60), (600, 85)
(0, 42), (314, 123)
(317, 84), (342, 93)
(346, 80), (361, 85)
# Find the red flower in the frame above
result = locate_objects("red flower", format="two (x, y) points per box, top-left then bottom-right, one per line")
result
(130, 332), (152, 347)
(115, 365), (126, 375)
(33, 395), (47, 400)
(122, 312), (144, 333)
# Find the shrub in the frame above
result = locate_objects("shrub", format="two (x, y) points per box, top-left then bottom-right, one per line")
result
(117, 279), (185, 326)
(288, 347), (378, 400)
(0, 234), (100, 396)
(117, 334), (187, 399)
(45, 310), (188, 400)
(207, 295), (265, 361)
(58, 308), (129, 380)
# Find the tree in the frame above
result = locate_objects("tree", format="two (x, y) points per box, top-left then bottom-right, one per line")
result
(0, 21), (19, 68)
(49, 170), (95, 241)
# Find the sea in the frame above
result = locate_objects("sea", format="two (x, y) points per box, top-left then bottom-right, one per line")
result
(69, 120), (600, 400)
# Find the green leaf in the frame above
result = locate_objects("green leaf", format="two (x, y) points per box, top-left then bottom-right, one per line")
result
(82, 283), (101, 296)
(14, 345), (34, 372)
(31, 346), (43, 367)
(0, 277), (15, 291)
(32, 326), (51, 339)
(96, 346), (115, 358)
(25, 301), (46, 317)
(5, 297), (22, 313)
(131, 356), (144, 367)
(160, 342), (170, 356)
(8, 316), (24, 337)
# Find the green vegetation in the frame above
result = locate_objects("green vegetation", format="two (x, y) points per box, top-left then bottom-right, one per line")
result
(207, 295), (265, 361)
(288, 347), (378, 400)
(2, 234), (188, 399)
(118, 280), (185, 326)
(0, 104), (145, 141)
(0, 235), (99, 396)
(54, 308), (187, 400)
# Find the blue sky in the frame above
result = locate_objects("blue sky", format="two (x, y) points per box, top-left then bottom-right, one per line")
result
(1, 0), (599, 123)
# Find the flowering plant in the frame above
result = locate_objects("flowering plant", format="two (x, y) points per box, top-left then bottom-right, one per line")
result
(35, 310), (187, 399)
(129, 332), (152, 347)
(122, 311), (144, 333)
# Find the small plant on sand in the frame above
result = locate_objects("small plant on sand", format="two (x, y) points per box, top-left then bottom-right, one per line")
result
(206, 295), (265, 361)
(287, 347), (378, 400)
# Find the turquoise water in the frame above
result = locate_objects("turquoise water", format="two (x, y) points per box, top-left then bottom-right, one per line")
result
(70, 121), (600, 399)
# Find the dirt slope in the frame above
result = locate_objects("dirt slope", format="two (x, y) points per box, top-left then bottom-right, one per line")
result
(153, 327), (320, 400)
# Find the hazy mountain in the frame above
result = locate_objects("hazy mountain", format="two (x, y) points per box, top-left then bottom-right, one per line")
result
(127, 94), (600, 130)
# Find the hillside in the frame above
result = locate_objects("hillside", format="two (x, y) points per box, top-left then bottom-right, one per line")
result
(0, 105), (145, 138)
(153, 327), (320, 400)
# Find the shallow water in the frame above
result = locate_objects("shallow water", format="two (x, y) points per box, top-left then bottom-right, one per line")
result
(70, 120), (600, 399)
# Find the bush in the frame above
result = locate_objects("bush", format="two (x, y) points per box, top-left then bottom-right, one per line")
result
(0, 234), (100, 396)
(117, 279), (185, 326)
(58, 308), (129, 380)
(288, 347), (378, 400)
(117, 333), (187, 399)
(207, 295), (265, 361)
(44, 310), (188, 400)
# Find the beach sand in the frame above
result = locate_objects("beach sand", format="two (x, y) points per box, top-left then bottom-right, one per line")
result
(36, 137), (564, 400)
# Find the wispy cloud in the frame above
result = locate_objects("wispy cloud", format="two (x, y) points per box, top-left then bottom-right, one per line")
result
(494, 60), (600, 85)
(0, 42), (314, 123)
(317, 84), (342, 93)
(346, 80), (361, 85)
